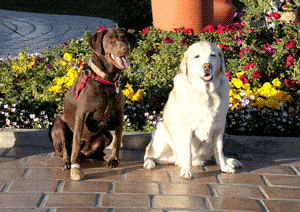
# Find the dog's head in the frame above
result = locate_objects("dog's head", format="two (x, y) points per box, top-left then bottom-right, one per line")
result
(180, 41), (226, 92)
(87, 28), (136, 69)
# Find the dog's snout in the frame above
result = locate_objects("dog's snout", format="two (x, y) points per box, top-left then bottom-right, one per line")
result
(203, 63), (212, 71)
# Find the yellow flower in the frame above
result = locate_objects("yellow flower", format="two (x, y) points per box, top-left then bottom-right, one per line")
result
(132, 89), (144, 101)
(236, 71), (245, 78)
(231, 78), (243, 89)
(60, 53), (73, 66)
(256, 97), (265, 109)
(18, 53), (23, 56)
(126, 100), (134, 106)
(242, 83), (250, 90)
(272, 78), (281, 87)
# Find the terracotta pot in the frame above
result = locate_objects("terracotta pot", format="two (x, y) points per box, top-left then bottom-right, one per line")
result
(214, 0), (237, 26)
(151, 0), (214, 33)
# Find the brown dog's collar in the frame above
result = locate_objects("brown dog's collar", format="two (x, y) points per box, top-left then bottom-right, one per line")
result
(88, 58), (107, 79)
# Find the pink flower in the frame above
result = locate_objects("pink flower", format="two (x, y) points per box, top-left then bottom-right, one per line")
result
(142, 27), (150, 34)
(97, 26), (106, 31)
(269, 12), (280, 20)
(252, 70), (261, 80)
(180, 39), (189, 46)
(284, 78), (296, 88)
(219, 43), (230, 50)
(154, 44), (160, 49)
(226, 72), (230, 79)
(202, 25), (215, 33)
(239, 48), (255, 59)
(285, 39), (294, 49)
(243, 63), (256, 69)
(286, 54), (293, 68)
(239, 75), (248, 83)
(246, 28), (255, 33)
(163, 37), (173, 44)
(216, 24), (226, 34)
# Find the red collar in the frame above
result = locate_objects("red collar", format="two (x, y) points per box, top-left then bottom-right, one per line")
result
(75, 72), (119, 100)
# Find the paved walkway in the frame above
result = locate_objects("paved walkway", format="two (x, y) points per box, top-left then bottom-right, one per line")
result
(0, 9), (116, 59)
(0, 143), (299, 211)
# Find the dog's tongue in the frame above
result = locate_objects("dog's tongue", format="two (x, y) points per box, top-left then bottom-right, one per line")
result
(113, 55), (130, 69)
(203, 74), (212, 81)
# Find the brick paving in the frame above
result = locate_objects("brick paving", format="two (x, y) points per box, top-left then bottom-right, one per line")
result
(0, 145), (299, 211)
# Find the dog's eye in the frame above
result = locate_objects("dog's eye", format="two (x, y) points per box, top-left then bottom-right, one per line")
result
(194, 55), (200, 59)
(109, 38), (115, 42)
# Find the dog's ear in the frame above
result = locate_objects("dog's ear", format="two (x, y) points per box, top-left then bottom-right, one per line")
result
(87, 29), (108, 55)
(179, 52), (189, 76)
(219, 51), (226, 75)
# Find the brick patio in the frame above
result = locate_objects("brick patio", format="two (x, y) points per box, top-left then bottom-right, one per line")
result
(0, 145), (299, 211)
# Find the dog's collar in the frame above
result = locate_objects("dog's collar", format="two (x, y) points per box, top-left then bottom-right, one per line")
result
(88, 58), (107, 79)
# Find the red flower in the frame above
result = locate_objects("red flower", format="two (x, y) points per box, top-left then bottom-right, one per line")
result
(180, 39), (189, 46)
(284, 78), (296, 88)
(219, 43), (230, 50)
(154, 44), (160, 49)
(285, 39), (294, 49)
(286, 54), (293, 68)
(239, 48), (255, 59)
(269, 12), (280, 20)
(163, 37), (173, 44)
(202, 25), (215, 33)
(79, 60), (85, 66)
(239, 75), (248, 83)
(246, 28), (255, 33)
(97, 26), (106, 31)
(252, 70), (261, 80)
(184, 28), (194, 34)
(216, 24), (226, 34)
(243, 63), (256, 70)
(276, 39), (281, 43)
(226, 72), (230, 79)
(142, 27), (150, 34)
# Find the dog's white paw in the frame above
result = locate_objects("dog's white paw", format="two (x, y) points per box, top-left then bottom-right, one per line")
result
(180, 168), (194, 179)
(226, 158), (243, 168)
(220, 164), (236, 173)
(220, 158), (242, 173)
(143, 159), (156, 170)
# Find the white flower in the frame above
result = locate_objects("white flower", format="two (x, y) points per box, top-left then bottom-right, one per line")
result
(149, 115), (154, 120)
(124, 115), (128, 120)
(34, 117), (39, 122)
(12, 103), (16, 107)
(30, 114), (35, 119)
(250, 95), (255, 100)
(5, 119), (10, 125)
(4, 104), (8, 109)
(144, 112), (149, 117)
(11, 108), (16, 113)
(4, 112), (9, 117)
(146, 104), (150, 108)
(40, 111), (45, 115)
(132, 107), (136, 111)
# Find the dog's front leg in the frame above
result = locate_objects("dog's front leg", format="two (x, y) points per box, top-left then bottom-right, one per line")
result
(70, 112), (85, 180)
(173, 131), (193, 179)
(214, 130), (242, 173)
(107, 109), (123, 168)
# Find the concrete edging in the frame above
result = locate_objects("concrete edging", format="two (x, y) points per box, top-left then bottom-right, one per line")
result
(0, 129), (299, 156)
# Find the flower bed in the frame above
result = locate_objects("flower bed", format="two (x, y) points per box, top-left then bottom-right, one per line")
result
(0, 16), (300, 136)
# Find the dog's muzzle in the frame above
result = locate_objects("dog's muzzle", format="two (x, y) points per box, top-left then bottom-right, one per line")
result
(201, 63), (213, 82)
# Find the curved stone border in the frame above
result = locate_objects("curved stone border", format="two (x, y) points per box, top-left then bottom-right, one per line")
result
(0, 128), (299, 156)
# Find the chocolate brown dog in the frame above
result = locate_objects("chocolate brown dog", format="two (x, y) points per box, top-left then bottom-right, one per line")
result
(51, 28), (133, 180)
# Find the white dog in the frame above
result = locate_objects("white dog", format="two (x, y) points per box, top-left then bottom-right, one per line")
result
(143, 41), (242, 179)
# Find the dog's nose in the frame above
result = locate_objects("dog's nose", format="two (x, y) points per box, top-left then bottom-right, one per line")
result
(203, 63), (212, 70)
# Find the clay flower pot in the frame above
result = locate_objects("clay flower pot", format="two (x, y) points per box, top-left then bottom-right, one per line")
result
(151, 0), (214, 33)
(214, 0), (237, 26)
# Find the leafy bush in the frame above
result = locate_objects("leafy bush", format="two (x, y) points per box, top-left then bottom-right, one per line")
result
(1, 14), (300, 136)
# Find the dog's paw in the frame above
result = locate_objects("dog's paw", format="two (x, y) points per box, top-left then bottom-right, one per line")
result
(106, 155), (119, 168)
(180, 168), (194, 179)
(220, 164), (236, 173)
(143, 159), (156, 170)
(70, 167), (84, 181)
(226, 158), (243, 168)
(63, 161), (71, 170)
(220, 158), (243, 174)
